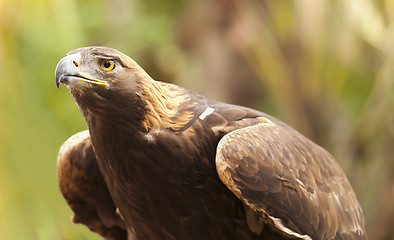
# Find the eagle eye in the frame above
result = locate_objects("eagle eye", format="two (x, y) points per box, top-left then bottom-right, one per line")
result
(100, 59), (115, 71)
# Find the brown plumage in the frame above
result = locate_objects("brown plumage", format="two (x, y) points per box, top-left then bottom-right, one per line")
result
(57, 130), (127, 240)
(55, 46), (367, 240)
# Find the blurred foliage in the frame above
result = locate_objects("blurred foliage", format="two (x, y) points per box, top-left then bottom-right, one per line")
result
(0, 0), (393, 239)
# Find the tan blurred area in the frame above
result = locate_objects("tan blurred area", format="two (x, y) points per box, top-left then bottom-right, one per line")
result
(0, 0), (393, 239)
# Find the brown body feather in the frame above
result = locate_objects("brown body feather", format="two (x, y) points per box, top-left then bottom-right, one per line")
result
(56, 47), (367, 240)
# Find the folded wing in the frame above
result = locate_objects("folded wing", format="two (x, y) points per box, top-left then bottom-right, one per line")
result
(57, 130), (127, 240)
(216, 118), (367, 239)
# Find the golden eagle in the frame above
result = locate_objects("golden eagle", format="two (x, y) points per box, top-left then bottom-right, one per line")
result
(55, 47), (367, 240)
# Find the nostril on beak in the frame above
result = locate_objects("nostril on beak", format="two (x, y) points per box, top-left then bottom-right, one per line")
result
(73, 60), (79, 67)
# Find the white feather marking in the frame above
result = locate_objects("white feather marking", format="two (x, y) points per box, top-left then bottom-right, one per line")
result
(296, 179), (305, 188)
(333, 192), (341, 205)
(269, 215), (312, 240)
(256, 117), (275, 126)
(145, 133), (156, 143)
(199, 107), (215, 120)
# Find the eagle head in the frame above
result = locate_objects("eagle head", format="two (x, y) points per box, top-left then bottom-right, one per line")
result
(55, 46), (191, 130)
(55, 46), (152, 100)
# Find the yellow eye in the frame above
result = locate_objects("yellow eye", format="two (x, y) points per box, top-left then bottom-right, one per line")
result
(100, 59), (115, 71)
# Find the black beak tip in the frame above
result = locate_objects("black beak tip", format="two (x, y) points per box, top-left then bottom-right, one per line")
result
(55, 57), (66, 89)
(55, 67), (61, 89)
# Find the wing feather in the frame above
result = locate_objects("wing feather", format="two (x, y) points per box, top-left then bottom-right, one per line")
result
(215, 120), (367, 239)
(57, 130), (127, 240)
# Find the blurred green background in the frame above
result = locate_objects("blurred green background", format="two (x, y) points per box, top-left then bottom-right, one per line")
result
(1, 0), (393, 239)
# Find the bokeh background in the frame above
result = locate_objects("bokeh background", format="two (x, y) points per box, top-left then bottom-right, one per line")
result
(1, 0), (393, 239)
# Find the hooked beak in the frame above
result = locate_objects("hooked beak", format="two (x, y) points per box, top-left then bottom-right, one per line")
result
(55, 52), (107, 88)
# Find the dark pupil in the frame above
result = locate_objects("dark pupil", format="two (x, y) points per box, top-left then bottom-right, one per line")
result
(104, 61), (111, 68)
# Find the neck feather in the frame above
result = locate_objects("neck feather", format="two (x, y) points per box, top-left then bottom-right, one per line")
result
(138, 79), (195, 131)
